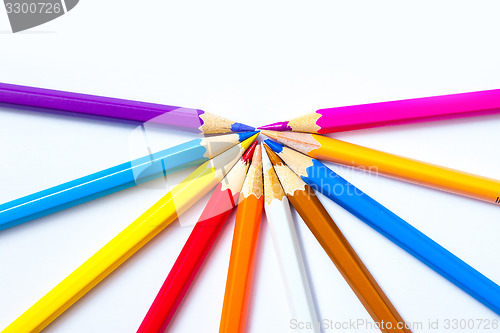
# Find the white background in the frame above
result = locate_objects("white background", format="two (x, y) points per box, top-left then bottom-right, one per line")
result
(1, 1), (500, 332)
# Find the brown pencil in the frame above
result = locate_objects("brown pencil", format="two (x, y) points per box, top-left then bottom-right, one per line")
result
(263, 144), (412, 333)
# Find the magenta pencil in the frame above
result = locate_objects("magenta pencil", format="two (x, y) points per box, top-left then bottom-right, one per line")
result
(259, 89), (500, 133)
(0, 82), (254, 133)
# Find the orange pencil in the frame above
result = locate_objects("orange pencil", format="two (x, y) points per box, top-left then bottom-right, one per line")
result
(220, 145), (263, 333)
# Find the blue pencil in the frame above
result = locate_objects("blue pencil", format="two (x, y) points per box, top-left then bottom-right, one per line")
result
(264, 139), (500, 315)
(0, 131), (258, 231)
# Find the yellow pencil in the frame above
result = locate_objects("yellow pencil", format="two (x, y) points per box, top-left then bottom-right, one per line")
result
(261, 130), (500, 205)
(1, 134), (258, 333)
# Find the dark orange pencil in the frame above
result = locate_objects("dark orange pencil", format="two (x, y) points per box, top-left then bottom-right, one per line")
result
(264, 144), (412, 333)
(220, 145), (264, 333)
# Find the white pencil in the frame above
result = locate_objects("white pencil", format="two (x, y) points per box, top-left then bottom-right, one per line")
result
(262, 144), (320, 332)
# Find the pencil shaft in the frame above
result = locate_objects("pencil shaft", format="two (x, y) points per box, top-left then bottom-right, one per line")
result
(2, 137), (257, 333)
(303, 159), (500, 315)
(264, 145), (409, 332)
(264, 131), (500, 205)
(262, 89), (500, 133)
(315, 89), (500, 133)
(138, 184), (237, 333)
(0, 82), (254, 133)
(311, 134), (500, 204)
(138, 142), (255, 332)
(264, 199), (320, 332)
(0, 143), (200, 230)
(2, 167), (217, 333)
(287, 189), (410, 333)
(0, 132), (256, 230)
(219, 194), (263, 333)
(220, 146), (263, 333)
(0, 82), (198, 127)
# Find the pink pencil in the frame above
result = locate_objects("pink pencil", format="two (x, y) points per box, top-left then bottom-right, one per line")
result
(259, 89), (500, 133)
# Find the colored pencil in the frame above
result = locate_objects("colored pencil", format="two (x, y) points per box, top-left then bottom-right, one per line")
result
(137, 142), (257, 333)
(264, 139), (500, 315)
(264, 145), (410, 333)
(1, 134), (258, 333)
(0, 82), (255, 133)
(261, 130), (500, 205)
(0, 131), (259, 231)
(261, 146), (320, 332)
(259, 89), (500, 133)
(220, 145), (263, 333)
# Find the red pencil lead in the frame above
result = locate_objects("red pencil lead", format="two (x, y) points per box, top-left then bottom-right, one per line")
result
(242, 141), (258, 162)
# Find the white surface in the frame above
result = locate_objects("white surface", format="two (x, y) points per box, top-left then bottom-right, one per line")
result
(1, 1), (500, 332)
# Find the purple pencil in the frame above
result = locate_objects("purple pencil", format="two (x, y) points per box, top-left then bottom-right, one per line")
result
(0, 82), (254, 134)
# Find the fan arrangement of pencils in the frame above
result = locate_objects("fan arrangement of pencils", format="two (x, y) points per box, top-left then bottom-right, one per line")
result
(1, 82), (500, 333)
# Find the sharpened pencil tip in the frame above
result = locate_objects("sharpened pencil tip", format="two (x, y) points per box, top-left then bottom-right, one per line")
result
(263, 144), (284, 166)
(231, 122), (256, 132)
(237, 131), (260, 142)
(263, 139), (284, 153)
(259, 130), (279, 140)
(258, 121), (291, 131)
(252, 144), (262, 164)
(240, 132), (260, 152)
(242, 141), (258, 162)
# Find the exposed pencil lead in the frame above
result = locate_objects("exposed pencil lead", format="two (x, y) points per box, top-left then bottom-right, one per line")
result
(231, 122), (256, 132)
(237, 131), (260, 142)
(263, 139), (284, 153)
(242, 141), (258, 162)
(258, 121), (291, 131)
(263, 144), (284, 166)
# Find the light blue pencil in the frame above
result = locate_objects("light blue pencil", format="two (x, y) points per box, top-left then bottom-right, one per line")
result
(265, 139), (500, 316)
(0, 131), (258, 231)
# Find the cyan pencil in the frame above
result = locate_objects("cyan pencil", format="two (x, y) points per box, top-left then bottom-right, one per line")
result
(0, 131), (258, 231)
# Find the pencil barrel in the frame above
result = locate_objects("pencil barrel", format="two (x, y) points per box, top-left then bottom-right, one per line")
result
(0, 82), (198, 124)
(287, 188), (411, 333)
(138, 186), (237, 333)
(305, 160), (500, 315)
(1, 164), (221, 333)
(312, 135), (500, 205)
(220, 195), (263, 333)
(0, 143), (207, 231)
(265, 199), (320, 332)
(315, 89), (500, 133)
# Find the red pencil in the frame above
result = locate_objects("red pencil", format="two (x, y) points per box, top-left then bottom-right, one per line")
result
(137, 142), (257, 333)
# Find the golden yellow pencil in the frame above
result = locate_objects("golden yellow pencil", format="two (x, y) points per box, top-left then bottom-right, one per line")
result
(262, 130), (500, 204)
(1, 134), (258, 333)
